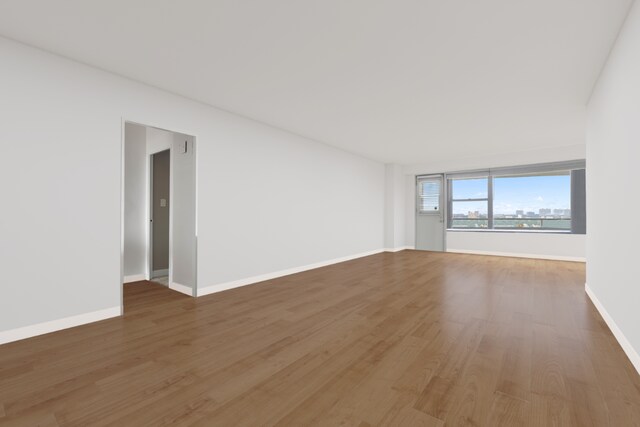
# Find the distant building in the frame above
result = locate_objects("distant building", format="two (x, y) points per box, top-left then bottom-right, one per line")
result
(539, 208), (552, 216)
(468, 211), (480, 219)
(526, 211), (536, 217)
(516, 210), (524, 217)
(553, 208), (572, 217)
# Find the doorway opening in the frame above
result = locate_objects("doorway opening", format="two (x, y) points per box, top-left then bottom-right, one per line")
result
(150, 149), (170, 285)
(121, 121), (197, 305)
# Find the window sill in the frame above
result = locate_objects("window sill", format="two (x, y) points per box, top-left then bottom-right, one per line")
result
(446, 228), (576, 235)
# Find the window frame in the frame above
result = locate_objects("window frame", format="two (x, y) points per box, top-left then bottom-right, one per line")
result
(491, 172), (572, 231)
(447, 176), (492, 229)
(444, 161), (585, 234)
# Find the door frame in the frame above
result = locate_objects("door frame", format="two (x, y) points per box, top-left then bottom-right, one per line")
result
(415, 173), (447, 251)
(120, 118), (199, 313)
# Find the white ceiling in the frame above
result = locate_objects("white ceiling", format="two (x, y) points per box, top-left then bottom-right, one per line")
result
(0, 0), (632, 164)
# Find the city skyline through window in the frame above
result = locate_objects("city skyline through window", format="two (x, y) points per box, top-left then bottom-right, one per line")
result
(450, 174), (571, 216)
(494, 174), (570, 216)
(449, 173), (572, 230)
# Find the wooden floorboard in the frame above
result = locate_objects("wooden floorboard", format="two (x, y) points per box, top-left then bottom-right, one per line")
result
(0, 251), (639, 426)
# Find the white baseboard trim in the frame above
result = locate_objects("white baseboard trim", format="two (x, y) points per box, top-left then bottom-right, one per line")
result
(446, 249), (585, 263)
(123, 274), (146, 283)
(170, 282), (194, 296)
(585, 283), (640, 375)
(198, 249), (385, 297)
(152, 269), (168, 277)
(384, 246), (414, 252)
(0, 306), (121, 346)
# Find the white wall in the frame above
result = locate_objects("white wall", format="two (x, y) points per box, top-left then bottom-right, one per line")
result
(171, 133), (196, 292)
(146, 126), (172, 154)
(384, 164), (407, 250)
(123, 123), (147, 278)
(446, 231), (585, 261)
(403, 145), (587, 260)
(586, 0), (640, 372)
(0, 37), (384, 338)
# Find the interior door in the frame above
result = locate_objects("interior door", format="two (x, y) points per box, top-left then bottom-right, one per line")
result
(415, 175), (445, 251)
(151, 149), (170, 278)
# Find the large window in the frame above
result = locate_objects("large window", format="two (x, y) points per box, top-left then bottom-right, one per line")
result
(493, 173), (571, 230)
(445, 161), (586, 233)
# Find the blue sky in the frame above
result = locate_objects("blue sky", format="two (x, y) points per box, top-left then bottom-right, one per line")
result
(451, 175), (571, 215)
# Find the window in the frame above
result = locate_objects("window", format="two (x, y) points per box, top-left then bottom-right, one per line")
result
(417, 176), (442, 213)
(450, 178), (489, 229)
(493, 173), (571, 230)
(444, 161), (586, 233)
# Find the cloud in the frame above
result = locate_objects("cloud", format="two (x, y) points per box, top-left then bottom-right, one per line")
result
(536, 196), (544, 202)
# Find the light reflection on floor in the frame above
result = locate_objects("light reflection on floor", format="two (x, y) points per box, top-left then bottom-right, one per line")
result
(151, 275), (169, 286)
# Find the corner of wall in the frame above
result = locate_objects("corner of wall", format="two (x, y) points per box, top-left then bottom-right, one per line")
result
(585, 283), (640, 375)
(384, 164), (408, 249)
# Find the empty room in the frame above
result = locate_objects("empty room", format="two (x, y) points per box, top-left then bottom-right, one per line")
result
(1, 1), (640, 426)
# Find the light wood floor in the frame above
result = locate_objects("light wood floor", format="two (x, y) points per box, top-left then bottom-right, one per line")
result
(1, 251), (639, 426)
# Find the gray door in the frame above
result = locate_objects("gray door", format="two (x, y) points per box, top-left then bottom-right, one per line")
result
(151, 149), (170, 278)
(415, 175), (445, 251)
